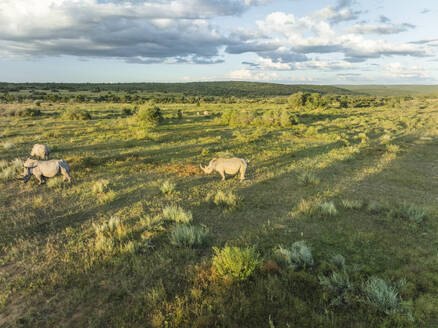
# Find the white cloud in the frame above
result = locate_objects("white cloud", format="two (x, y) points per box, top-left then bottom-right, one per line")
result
(347, 23), (415, 35)
(295, 59), (352, 70)
(227, 68), (279, 81)
(0, 0), (262, 62)
(385, 62), (431, 79)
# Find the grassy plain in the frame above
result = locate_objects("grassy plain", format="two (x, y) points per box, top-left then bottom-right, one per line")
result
(1, 95), (438, 327)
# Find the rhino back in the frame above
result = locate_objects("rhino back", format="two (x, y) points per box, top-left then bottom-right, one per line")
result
(38, 160), (60, 177)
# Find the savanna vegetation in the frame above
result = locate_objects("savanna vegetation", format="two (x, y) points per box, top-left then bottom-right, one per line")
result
(1, 82), (438, 327)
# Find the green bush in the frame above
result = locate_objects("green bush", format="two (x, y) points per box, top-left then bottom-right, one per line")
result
(330, 254), (346, 270)
(367, 201), (386, 214)
(212, 246), (260, 281)
(388, 202), (426, 224)
(363, 277), (405, 315)
(169, 224), (209, 247)
(160, 180), (176, 195)
(136, 106), (162, 126)
(122, 107), (133, 116)
(61, 107), (91, 120)
(319, 271), (353, 306)
(2, 142), (14, 150)
(162, 205), (193, 223)
(274, 241), (314, 269)
(0, 158), (23, 181)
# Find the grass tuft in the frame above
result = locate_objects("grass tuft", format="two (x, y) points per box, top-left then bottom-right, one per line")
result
(341, 199), (363, 210)
(363, 277), (405, 315)
(319, 271), (353, 306)
(319, 201), (338, 217)
(274, 241), (314, 269)
(388, 202), (426, 224)
(162, 205), (193, 223)
(298, 171), (320, 186)
(0, 158), (23, 181)
(213, 190), (240, 209)
(2, 142), (15, 150)
(160, 180), (176, 195)
(169, 224), (209, 248)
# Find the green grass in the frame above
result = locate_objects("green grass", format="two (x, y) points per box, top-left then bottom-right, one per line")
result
(0, 96), (438, 327)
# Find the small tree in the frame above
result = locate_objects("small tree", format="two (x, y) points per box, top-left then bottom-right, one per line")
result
(288, 92), (307, 109)
(136, 106), (163, 126)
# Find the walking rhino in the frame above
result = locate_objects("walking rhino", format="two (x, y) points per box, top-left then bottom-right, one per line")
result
(200, 157), (248, 181)
(19, 158), (72, 184)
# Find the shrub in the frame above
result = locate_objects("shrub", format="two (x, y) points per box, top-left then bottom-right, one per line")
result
(93, 216), (128, 253)
(298, 171), (320, 186)
(2, 142), (14, 150)
(0, 160), (8, 170)
(160, 180), (176, 195)
(122, 241), (139, 254)
(162, 205), (193, 223)
(0, 158), (23, 181)
(213, 190), (240, 209)
(367, 201), (386, 214)
(169, 225), (209, 248)
(330, 254), (346, 270)
(17, 107), (42, 117)
(92, 179), (110, 194)
(363, 277), (405, 315)
(341, 199), (363, 210)
(319, 201), (338, 217)
(386, 144), (400, 153)
(388, 202), (426, 224)
(212, 246), (260, 281)
(274, 241), (314, 269)
(319, 271), (353, 306)
(61, 107), (91, 120)
(136, 106), (162, 126)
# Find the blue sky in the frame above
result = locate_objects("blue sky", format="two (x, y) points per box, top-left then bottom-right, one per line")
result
(0, 0), (437, 84)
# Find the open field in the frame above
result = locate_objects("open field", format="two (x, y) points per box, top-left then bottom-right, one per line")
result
(1, 91), (438, 327)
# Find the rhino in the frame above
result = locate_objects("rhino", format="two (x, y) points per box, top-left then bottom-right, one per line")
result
(18, 158), (72, 184)
(31, 144), (50, 160)
(200, 157), (248, 181)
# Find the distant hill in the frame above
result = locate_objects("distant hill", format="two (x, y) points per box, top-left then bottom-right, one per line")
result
(337, 85), (438, 96)
(0, 81), (355, 97)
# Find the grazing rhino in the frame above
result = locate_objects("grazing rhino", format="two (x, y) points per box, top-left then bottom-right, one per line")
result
(200, 157), (248, 181)
(19, 158), (72, 184)
(203, 110), (210, 116)
(31, 144), (50, 160)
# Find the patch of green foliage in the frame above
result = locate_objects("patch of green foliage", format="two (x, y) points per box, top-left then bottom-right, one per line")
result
(212, 246), (260, 281)
(169, 224), (209, 247)
(61, 107), (91, 120)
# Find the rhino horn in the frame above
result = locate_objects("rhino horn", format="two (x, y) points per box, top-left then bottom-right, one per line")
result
(200, 164), (207, 172)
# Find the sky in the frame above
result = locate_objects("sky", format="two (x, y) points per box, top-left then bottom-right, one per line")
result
(0, 0), (437, 84)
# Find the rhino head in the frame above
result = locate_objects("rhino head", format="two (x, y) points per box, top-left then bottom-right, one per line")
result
(23, 158), (38, 169)
(200, 158), (217, 174)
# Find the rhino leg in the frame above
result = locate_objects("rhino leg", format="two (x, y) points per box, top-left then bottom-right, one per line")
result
(218, 170), (226, 181)
(35, 173), (44, 185)
(239, 166), (246, 181)
(61, 166), (72, 183)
